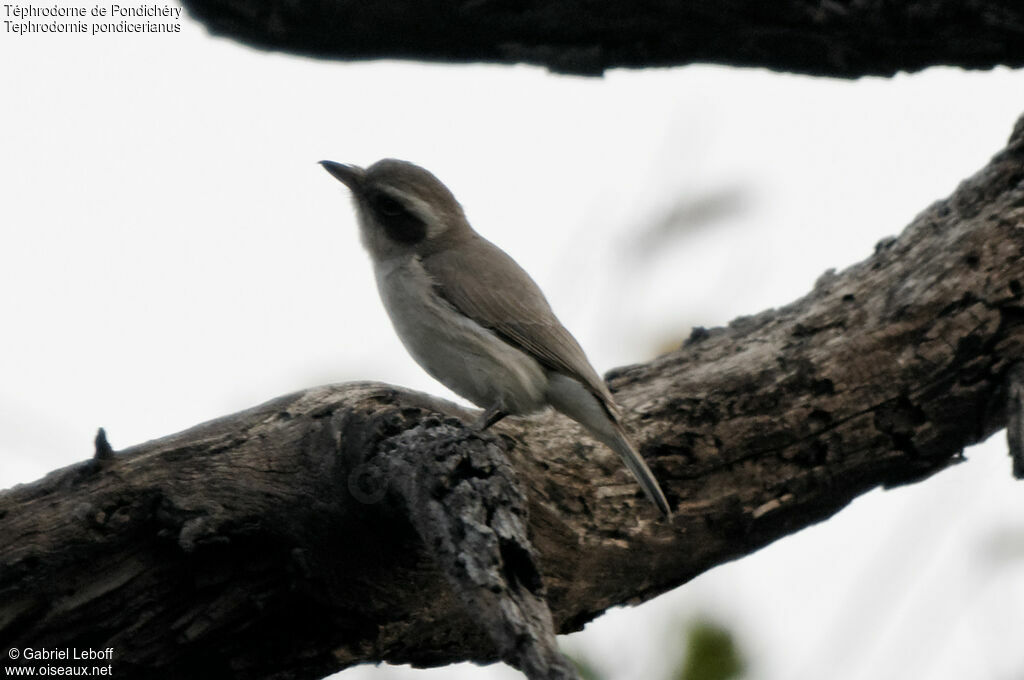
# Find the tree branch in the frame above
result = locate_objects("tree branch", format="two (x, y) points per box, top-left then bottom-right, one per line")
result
(3, 115), (1024, 679)
(178, 0), (1024, 77)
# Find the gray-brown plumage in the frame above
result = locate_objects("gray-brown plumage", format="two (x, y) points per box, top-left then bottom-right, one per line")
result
(321, 158), (671, 518)
(422, 241), (606, 397)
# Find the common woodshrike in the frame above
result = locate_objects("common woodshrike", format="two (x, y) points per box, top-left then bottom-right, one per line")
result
(320, 159), (671, 518)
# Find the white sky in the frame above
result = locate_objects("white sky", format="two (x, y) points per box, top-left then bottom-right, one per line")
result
(3, 12), (1024, 680)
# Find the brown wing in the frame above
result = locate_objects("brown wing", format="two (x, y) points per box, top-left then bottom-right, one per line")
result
(420, 236), (616, 408)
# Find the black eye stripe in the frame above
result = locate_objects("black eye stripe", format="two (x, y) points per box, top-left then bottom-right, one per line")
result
(367, 191), (427, 244)
(373, 194), (405, 217)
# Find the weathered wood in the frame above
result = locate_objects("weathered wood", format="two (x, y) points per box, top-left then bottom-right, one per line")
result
(2, 115), (1023, 679)
(383, 421), (578, 680)
(179, 0), (1024, 77)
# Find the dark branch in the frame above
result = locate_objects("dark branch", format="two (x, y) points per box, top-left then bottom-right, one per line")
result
(93, 427), (114, 461)
(384, 421), (578, 680)
(2, 116), (1024, 679)
(179, 0), (1024, 77)
(1006, 363), (1024, 479)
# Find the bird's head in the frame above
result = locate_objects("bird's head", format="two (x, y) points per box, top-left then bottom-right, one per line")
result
(320, 159), (470, 260)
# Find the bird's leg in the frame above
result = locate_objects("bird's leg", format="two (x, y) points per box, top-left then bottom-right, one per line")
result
(472, 404), (508, 431)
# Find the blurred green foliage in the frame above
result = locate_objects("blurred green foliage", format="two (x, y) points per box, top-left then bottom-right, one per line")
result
(569, 654), (608, 680)
(563, 618), (745, 680)
(674, 620), (745, 680)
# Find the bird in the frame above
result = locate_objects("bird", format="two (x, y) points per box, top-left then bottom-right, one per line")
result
(320, 158), (671, 518)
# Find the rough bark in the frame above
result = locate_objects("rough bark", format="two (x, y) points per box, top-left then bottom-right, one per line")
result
(3, 116), (1024, 679)
(178, 0), (1024, 77)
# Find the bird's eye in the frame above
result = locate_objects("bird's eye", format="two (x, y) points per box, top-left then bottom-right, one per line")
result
(369, 192), (427, 244)
(374, 194), (404, 217)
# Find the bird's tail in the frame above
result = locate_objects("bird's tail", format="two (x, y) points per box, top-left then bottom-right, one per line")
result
(602, 425), (672, 519)
(546, 373), (672, 518)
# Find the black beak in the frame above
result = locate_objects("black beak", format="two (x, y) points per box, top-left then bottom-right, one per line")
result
(319, 161), (364, 191)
